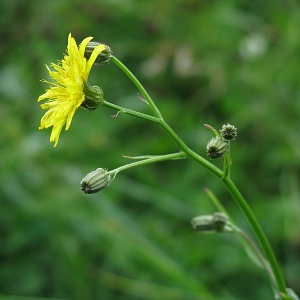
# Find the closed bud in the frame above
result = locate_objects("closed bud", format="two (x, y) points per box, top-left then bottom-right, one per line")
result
(81, 81), (104, 111)
(84, 41), (112, 65)
(191, 212), (233, 234)
(80, 168), (112, 194)
(206, 137), (229, 159)
(220, 123), (237, 141)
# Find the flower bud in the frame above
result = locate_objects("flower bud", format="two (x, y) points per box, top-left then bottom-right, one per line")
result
(84, 41), (112, 65)
(191, 212), (233, 234)
(206, 137), (229, 159)
(80, 168), (112, 194)
(81, 81), (104, 111)
(219, 123), (237, 141)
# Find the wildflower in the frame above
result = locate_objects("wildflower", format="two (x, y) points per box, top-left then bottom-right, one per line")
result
(38, 33), (106, 147)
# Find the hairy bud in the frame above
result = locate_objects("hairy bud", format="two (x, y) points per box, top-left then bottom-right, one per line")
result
(191, 212), (233, 234)
(206, 137), (229, 159)
(81, 81), (105, 111)
(220, 123), (237, 141)
(80, 168), (112, 194)
(84, 41), (112, 65)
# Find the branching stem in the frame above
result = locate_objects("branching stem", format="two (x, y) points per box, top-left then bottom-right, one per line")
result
(108, 56), (290, 299)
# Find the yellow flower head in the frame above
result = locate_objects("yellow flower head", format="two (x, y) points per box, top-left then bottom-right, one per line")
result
(38, 33), (106, 147)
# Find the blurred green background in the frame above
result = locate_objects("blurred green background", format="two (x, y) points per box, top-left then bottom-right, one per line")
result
(1, 0), (300, 299)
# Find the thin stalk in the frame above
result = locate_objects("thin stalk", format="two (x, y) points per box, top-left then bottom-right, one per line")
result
(103, 99), (222, 178)
(108, 56), (289, 299)
(103, 100), (161, 123)
(158, 120), (223, 178)
(160, 123), (287, 296)
(204, 188), (276, 287)
(111, 56), (163, 119)
(204, 187), (230, 216)
(105, 104), (287, 297)
(221, 177), (286, 295)
(113, 152), (187, 175)
(233, 226), (276, 287)
(223, 149), (231, 179)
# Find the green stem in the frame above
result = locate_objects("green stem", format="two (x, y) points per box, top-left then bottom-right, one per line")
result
(158, 120), (223, 178)
(221, 177), (286, 295)
(106, 95), (285, 292)
(103, 100), (161, 123)
(113, 152), (186, 175)
(233, 225), (277, 287)
(108, 57), (289, 299)
(205, 188), (276, 288)
(111, 56), (163, 119)
(103, 100), (222, 178)
(109, 57), (222, 188)
(159, 120), (287, 295)
(223, 148), (231, 179)
(204, 187), (231, 216)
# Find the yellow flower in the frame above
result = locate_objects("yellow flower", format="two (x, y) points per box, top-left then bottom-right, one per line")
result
(38, 33), (106, 147)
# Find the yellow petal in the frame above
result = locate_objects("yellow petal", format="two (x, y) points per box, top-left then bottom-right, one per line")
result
(79, 36), (94, 57)
(86, 44), (106, 74)
(38, 33), (102, 147)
